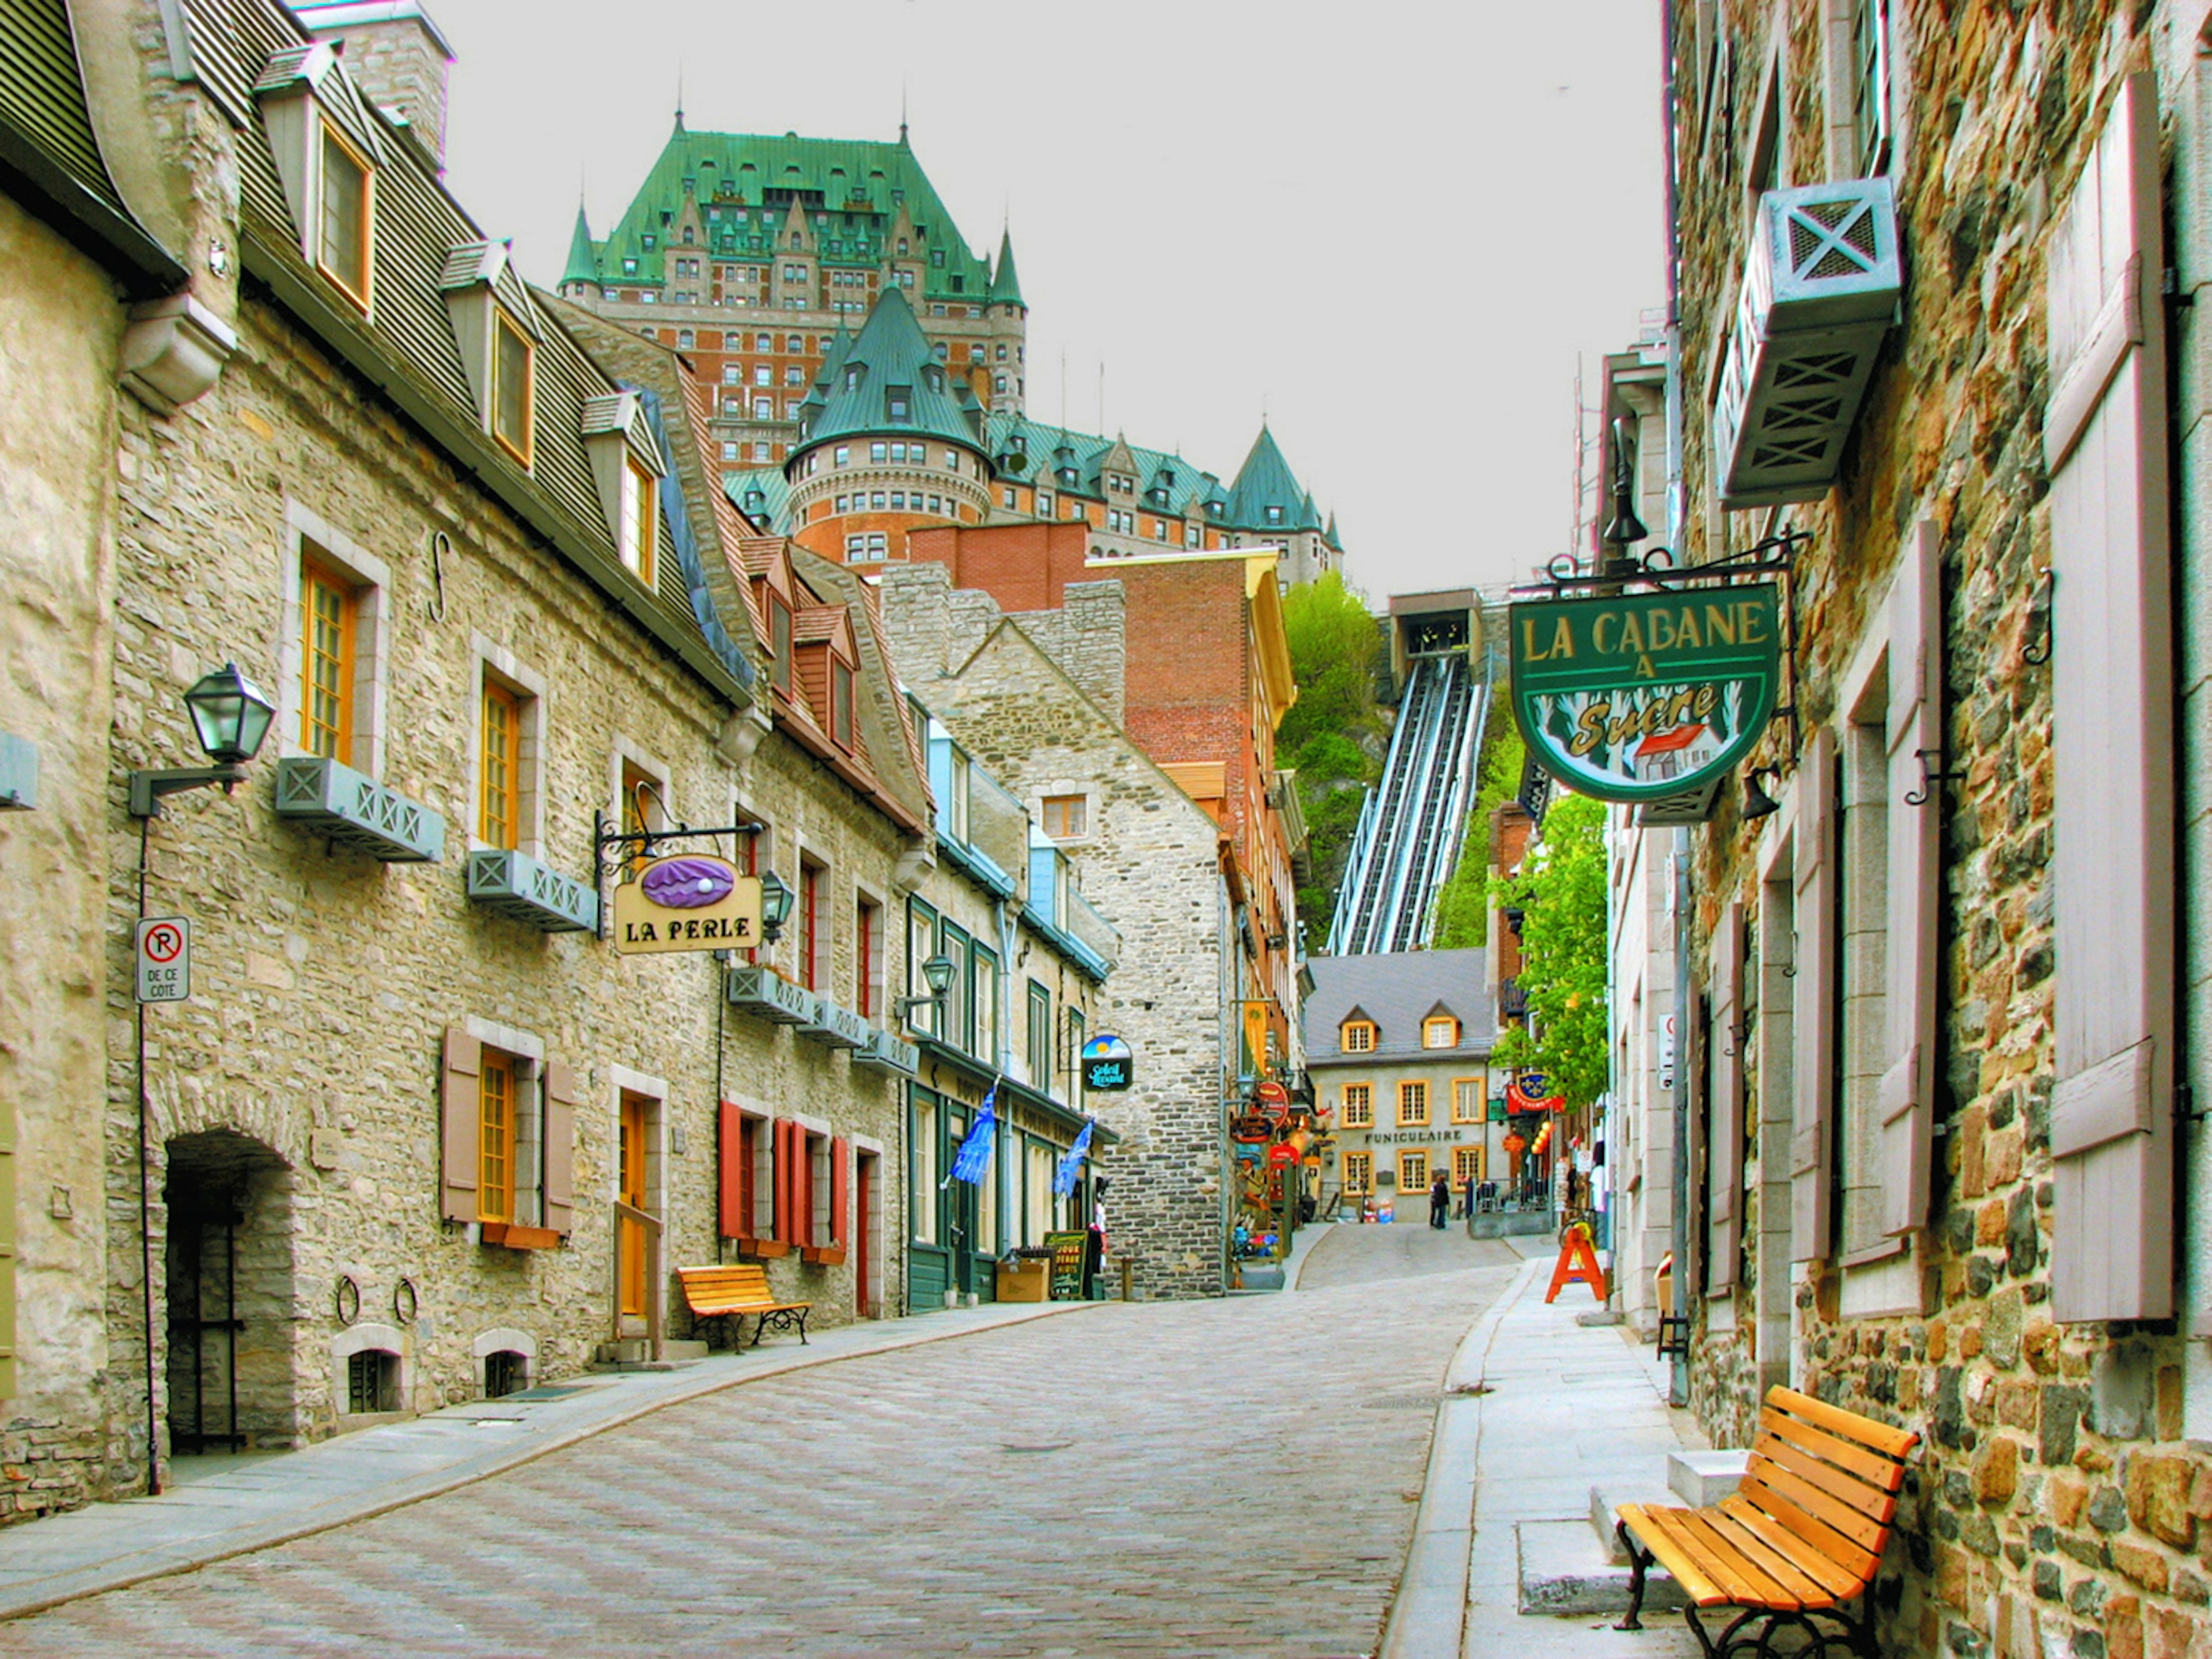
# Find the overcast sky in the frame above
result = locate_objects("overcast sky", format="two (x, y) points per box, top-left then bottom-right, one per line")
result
(426, 0), (1666, 604)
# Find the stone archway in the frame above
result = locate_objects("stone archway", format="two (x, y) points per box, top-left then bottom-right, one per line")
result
(162, 1129), (298, 1455)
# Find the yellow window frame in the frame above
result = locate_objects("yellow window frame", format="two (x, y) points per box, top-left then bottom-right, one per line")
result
(478, 1051), (514, 1223)
(1340, 1020), (1376, 1054)
(316, 120), (374, 313)
(1397, 1148), (1430, 1193)
(491, 309), (535, 465)
(1450, 1076), (1486, 1124)
(1341, 1083), (1373, 1128)
(1453, 1145), (1485, 1185)
(1342, 1150), (1372, 1195)
(1423, 1016), (1459, 1048)
(1397, 1080), (1430, 1127)
(300, 556), (355, 761)
(479, 679), (520, 848)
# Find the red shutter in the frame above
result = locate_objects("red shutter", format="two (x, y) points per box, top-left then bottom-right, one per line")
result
(1790, 726), (1838, 1263)
(831, 1135), (850, 1247)
(1877, 523), (1942, 1241)
(440, 1027), (481, 1222)
(718, 1103), (747, 1238)
(2045, 71), (2176, 1322)
(542, 1061), (578, 1236)
(1709, 902), (1746, 1292)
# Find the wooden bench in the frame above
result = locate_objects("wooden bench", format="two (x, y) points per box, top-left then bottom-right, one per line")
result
(675, 1264), (812, 1350)
(1616, 1385), (1920, 1659)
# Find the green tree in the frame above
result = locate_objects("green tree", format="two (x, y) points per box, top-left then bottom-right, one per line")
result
(1493, 793), (1609, 1108)
(1278, 573), (1386, 925)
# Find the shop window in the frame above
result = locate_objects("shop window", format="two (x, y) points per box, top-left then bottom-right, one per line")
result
(1342, 1084), (1373, 1128)
(1397, 1081), (1430, 1127)
(911, 1096), (939, 1243)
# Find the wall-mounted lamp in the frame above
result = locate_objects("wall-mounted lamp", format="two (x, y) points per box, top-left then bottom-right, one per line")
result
(756, 869), (797, 944)
(894, 952), (957, 1021)
(128, 664), (275, 818)
(1743, 764), (1783, 822)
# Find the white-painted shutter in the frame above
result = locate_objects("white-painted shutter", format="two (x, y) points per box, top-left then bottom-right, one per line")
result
(1709, 902), (1746, 1291)
(1790, 727), (1838, 1263)
(2044, 71), (2176, 1323)
(1877, 523), (1942, 1239)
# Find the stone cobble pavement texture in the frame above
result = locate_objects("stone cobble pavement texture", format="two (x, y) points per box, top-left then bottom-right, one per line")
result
(7, 1228), (1520, 1658)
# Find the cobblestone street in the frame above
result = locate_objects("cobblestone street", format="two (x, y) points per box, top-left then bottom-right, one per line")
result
(6, 1229), (1518, 1658)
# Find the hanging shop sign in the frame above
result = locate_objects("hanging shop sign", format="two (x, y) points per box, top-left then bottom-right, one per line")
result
(1510, 585), (1781, 805)
(611, 855), (763, 955)
(1081, 1034), (1134, 1092)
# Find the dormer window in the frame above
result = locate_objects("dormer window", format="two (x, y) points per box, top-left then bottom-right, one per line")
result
(619, 459), (657, 588)
(1341, 1020), (1376, 1054)
(1266, 505), (1285, 525)
(770, 596), (793, 694)
(887, 387), (912, 422)
(1423, 1016), (1459, 1049)
(831, 660), (855, 750)
(318, 123), (373, 310)
(491, 311), (533, 464)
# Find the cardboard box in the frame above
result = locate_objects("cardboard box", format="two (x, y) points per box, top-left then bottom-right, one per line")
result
(995, 1260), (1051, 1302)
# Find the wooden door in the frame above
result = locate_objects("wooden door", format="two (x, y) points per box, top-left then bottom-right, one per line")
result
(619, 1093), (648, 1317)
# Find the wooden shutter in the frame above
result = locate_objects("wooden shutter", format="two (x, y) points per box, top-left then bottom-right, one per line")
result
(1877, 524), (1942, 1240)
(794, 1131), (815, 1248)
(2045, 71), (2177, 1323)
(831, 1135), (850, 1248)
(1790, 727), (1838, 1263)
(1709, 902), (1746, 1292)
(718, 1103), (747, 1238)
(542, 1061), (578, 1236)
(440, 1027), (481, 1222)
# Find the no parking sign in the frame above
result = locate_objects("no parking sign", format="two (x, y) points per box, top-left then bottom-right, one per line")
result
(135, 916), (191, 1003)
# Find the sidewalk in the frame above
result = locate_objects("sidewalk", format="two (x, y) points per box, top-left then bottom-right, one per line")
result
(0, 1297), (1092, 1622)
(1382, 1234), (1709, 1659)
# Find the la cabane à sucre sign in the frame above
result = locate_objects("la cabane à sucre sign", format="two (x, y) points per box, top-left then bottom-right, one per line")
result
(1510, 585), (1781, 805)
(612, 854), (763, 955)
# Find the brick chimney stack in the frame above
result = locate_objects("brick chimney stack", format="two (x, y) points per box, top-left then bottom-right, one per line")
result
(291, 2), (454, 171)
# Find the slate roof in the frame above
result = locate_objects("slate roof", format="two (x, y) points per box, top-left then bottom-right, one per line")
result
(1302, 950), (1495, 1065)
(798, 287), (986, 449)
(1225, 425), (1324, 533)
(984, 410), (1226, 520)
(584, 123), (993, 300)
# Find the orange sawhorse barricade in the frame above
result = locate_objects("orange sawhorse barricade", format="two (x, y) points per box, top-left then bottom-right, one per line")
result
(1544, 1222), (1608, 1304)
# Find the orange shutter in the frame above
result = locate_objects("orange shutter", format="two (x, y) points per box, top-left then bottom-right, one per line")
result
(719, 1103), (747, 1238)
(1790, 727), (1838, 1263)
(441, 1027), (481, 1222)
(2044, 71), (2177, 1322)
(1877, 524), (1942, 1242)
(543, 1062), (578, 1236)
(831, 1135), (850, 1247)
(1708, 902), (1745, 1293)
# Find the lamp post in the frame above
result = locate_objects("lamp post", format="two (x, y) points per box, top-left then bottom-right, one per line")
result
(128, 663), (275, 817)
(127, 665), (274, 1498)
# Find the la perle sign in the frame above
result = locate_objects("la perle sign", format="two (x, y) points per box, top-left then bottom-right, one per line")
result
(611, 855), (763, 955)
(1509, 585), (1781, 805)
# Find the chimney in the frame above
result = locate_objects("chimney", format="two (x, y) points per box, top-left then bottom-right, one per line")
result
(291, 2), (454, 171)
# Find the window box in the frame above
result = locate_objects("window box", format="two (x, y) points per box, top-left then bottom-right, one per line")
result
(479, 1222), (561, 1251)
(274, 755), (444, 863)
(798, 993), (869, 1050)
(801, 1245), (847, 1266)
(728, 963), (813, 1024)
(741, 1238), (793, 1259)
(466, 849), (599, 933)
(853, 1027), (919, 1078)
(1713, 176), (1902, 508)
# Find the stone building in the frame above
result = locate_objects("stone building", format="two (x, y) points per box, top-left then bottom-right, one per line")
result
(0, 0), (938, 1521)
(878, 560), (1237, 1298)
(1653, 3), (2212, 1656)
(1303, 952), (1497, 1225)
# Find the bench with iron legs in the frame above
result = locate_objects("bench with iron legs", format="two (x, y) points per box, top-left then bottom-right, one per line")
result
(676, 1263), (812, 1350)
(1615, 1385), (1920, 1659)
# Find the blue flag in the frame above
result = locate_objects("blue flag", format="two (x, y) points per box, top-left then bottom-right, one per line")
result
(1053, 1119), (1096, 1197)
(950, 1084), (997, 1184)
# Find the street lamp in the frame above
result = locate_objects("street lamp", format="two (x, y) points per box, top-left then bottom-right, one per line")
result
(894, 952), (957, 1021)
(756, 869), (797, 944)
(128, 664), (276, 818)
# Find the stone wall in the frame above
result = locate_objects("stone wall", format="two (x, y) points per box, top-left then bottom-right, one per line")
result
(877, 563), (1232, 1298)
(82, 286), (913, 1506)
(1671, 5), (2211, 1658)
(0, 187), (132, 1521)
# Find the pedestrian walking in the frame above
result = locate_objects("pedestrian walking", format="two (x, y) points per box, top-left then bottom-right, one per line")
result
(1429, 1171), (1450, 1229)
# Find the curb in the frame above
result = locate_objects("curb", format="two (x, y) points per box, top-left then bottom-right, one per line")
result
(0, 1298), (1096, 1623)
(1377, 1255), (1546, 1659)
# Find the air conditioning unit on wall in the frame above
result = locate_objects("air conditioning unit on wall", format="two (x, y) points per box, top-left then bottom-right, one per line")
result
(1712, 176), (1903, 509)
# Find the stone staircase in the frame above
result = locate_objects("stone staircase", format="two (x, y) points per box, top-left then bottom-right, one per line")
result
(1514, 1448), (1752, 1615)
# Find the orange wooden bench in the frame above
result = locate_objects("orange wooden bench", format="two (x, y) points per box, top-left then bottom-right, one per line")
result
(1615, 1385), (1919, 1659)
(676, 1264), (811, 1349)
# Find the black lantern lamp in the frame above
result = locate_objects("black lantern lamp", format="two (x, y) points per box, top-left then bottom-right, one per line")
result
(129, 663), (276, 818)
(894, 952), (957, 1021)
(1599, 415), (1649, 584)
(756, 869), (797, 944)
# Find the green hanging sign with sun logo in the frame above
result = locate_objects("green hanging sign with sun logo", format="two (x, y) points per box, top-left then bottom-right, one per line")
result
(1509, 585), (1782, 808)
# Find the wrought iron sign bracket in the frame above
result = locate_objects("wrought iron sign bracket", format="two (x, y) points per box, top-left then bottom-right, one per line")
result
(1902, 748), (1967, 808)
(2022, 569), (2054, 666)
(1510, 527), (1810, 602)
